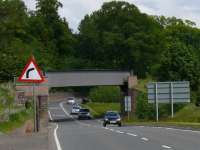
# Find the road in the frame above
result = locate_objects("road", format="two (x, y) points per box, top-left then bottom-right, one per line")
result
(48, 100), (200, 150)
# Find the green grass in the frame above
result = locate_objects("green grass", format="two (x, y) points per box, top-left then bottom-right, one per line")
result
(82, 102), (120, 118)
(123, 104), (200, 129)
(168, 104), (200, 122)
(0, 109), (33, 133)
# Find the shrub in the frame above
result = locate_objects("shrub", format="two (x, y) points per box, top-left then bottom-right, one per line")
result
(135, 92), (154, 120)
(88, 86), (122, 103)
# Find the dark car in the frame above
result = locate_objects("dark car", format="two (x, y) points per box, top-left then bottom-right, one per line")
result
(78, 108), (92, 119)
(103, 111), (122, 127)
(81, 97), (90, 104)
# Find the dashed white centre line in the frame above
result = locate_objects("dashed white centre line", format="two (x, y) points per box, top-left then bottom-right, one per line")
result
(162, 145), (172, 149)
(141, 137), (149, 141)
(109, 129), (114, 131)
(126, 133), (138, 136)
(115, 130), (124, 134)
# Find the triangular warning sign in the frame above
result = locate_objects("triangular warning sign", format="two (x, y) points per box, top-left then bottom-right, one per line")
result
(18, 56), (44, 83)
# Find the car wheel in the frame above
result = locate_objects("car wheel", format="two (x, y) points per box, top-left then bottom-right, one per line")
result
(103, 123), (106, 127)
(118, 123), (122, 127)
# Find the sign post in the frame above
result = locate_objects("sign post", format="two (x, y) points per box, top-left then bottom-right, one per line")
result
(17, 56), (44, 132)
(124, 96), (131, 120)
(170, 82), (174, 118)
(147, 81), (190, 121)
(155, 83), (159, 122)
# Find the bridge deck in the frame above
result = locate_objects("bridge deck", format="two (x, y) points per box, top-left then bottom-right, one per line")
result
(46, 71), (130, 87)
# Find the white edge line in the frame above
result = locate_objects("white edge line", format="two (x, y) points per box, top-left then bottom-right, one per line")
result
(48, 110), (53, 121)
(59, 102), (73, 118)
(141, 137), (149, 141)
(54, 124), (62, 150)
(162, 145), (172, 149)
(165, 127), (200, 134)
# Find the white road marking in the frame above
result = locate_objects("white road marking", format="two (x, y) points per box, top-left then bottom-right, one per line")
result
(54, 124), (62, 150)
(141, 137), (149, 141)
(109, 129), (114, 131)
(115, 130), (124, 134)
(59, 102), (73, 118)
(48, 111), (53, 121)
(162, 145), (172, 149)
(165, 127), (200, 134)
(126, 133), (137, 136)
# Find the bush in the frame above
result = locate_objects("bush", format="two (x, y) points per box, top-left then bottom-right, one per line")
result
(88, 86), (122, 103)
(135, 92), (154, 120)
(195, 89), (200, 106)
(9, 113), (21, 122)
(25, 101), (32, 109)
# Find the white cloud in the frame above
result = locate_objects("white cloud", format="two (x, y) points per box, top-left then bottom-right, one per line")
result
(23, 0), (200, 31)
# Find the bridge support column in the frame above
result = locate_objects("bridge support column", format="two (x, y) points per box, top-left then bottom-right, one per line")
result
(120, 75), (137, 119)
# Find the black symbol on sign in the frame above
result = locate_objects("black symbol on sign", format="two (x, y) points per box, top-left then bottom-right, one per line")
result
(26, 68), (35, 78)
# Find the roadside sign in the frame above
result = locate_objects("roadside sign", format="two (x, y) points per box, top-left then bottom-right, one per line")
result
(124, 96), (131, 112)
(17, 56), (44, 83)
(147, 81), (190, 121)
(17, 56), (44, 132)
(147, 82), (190, 103)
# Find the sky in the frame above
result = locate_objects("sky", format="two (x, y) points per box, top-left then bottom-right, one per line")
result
(23, 0), (200, 32)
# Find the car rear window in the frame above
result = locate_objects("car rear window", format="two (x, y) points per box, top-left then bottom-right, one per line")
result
(106, 112), (119, 117)
(73, 107), (79, 109)
(79, 109), (89, 112)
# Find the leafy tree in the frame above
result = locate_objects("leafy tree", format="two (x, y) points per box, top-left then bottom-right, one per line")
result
(0, 0), (32, 81)
(34, 0), (76, 70)
(157, 41), (200, 90)
(77, 1), (165, 77)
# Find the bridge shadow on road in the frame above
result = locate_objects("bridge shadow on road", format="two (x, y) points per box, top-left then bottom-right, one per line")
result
(49, 118), (75, 123)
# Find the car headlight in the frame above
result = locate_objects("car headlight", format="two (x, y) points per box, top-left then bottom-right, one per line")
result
(105, 118), (108, 121)
(117, 118), (121, 121)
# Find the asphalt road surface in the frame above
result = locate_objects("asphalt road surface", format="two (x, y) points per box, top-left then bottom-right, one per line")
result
(48, 100), (200, 150)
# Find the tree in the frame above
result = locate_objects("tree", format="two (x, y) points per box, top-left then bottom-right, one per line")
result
(158, 41), (200, 90)
(34, 0), (76, 70)
(77, 1), (165, 77)
(0, 0), (32, 81)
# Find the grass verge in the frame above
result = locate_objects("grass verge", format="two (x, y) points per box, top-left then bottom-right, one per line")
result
(81, 102), (120, 118)
(0, 109), (33, 133)
(123, 121), (200, 129)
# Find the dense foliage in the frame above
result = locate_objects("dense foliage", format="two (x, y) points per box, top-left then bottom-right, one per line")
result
(88, 86), (122, 103)
(0, 0), (200, 103)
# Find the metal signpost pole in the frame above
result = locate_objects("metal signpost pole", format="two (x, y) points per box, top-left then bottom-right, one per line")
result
(33, 83), (37, 132)
(155, 83), (159, 122)
(170, 82), (174, 118)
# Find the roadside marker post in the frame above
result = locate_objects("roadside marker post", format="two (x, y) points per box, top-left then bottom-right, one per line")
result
(17, 56), (44, 132)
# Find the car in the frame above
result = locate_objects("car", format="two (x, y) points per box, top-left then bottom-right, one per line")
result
(103, 111), (122, 127)
(78, 108), (92, 119)
(67, 97), (75, 104)
(81, 97), (90, 104)
(71, 105), (81, 115)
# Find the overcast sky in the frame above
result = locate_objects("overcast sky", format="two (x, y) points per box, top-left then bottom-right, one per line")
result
(24, 0), (200, 32)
